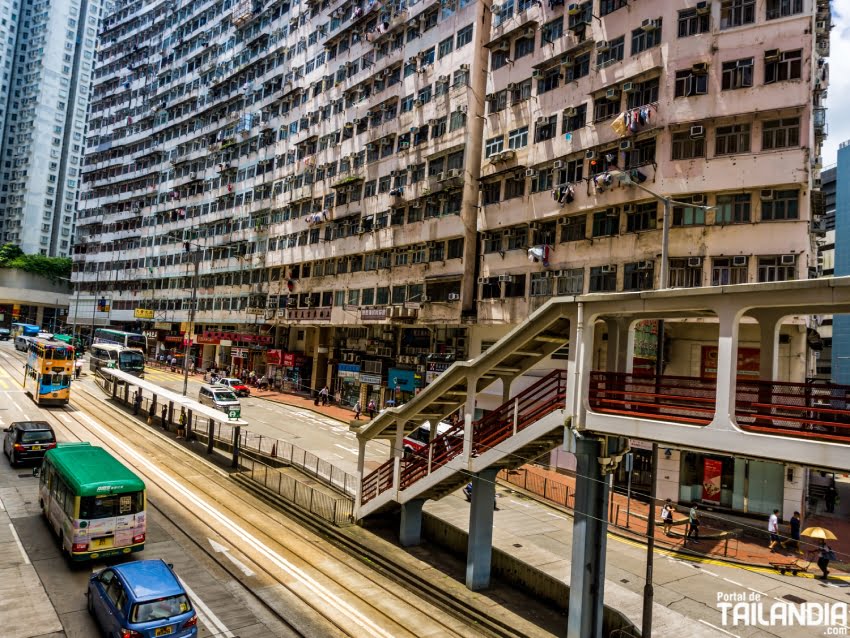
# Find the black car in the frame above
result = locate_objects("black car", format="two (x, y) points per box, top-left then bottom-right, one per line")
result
(0, 328), (10, 341)
(3, 421), (56, 467)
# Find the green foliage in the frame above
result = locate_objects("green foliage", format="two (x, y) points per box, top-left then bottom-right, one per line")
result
(0, 243), (71, 281)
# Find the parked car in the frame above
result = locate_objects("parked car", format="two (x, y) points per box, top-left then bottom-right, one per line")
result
(216, 377), (251, 397)
(403, 421), (461, 459)
(197, 384), (241, 414)
(88, 559), (198, 638)
(3, 421), (56, 467)
(0, 328), (10, 341)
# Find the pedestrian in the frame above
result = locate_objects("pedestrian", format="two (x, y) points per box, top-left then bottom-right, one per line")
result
(334, 391), (341, 406)
(133, 390), (142, 415)
(686, 504), (700, 543)
(768, 509), (780, 551)
(812, 539), (836, 579)
(160, 404), (168, 430)
(825, 481), (838, 514)
(170, 356), (176, 372)
(74, 358), (82, 379)
(319, 385), (329, 406)
(661, 498), (674, 536)
(367, 399), (376, 419)
(354, 400), (362, 420)
(177, 408), (187, 439)
(781, 511), (802, 553)
(314, 388), (321, 406)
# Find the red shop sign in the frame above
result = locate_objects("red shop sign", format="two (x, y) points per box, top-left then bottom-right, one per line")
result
(267, 349), (282, 365)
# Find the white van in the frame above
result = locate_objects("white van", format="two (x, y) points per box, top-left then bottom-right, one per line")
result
(14, 335), (32, 352)
(198, 384), (241, 414)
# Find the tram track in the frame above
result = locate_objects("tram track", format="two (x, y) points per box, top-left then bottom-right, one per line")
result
(0, 348), (525, 638)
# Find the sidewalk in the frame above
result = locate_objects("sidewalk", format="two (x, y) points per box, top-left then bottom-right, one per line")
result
(247, 384), (848, 575)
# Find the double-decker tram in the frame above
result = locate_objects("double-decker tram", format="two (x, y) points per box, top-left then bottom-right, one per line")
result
(23, 339), (74, 405)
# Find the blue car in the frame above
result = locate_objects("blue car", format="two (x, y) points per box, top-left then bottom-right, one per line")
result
(87, 559), (198, 638)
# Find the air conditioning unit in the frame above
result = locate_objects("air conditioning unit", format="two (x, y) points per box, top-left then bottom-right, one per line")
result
(188, 171), (197, 179)
(459, 63), (470, 71)
(692, 62), (709, 75)
(366, 143), (376, 151)
(560, 55), (574, 67)
(765, 49), (781, 61)
(567, 3), (581, 15)
(525, 168), (537, 177)
(536, 116), (549, 125)
(760, 189), (774, 200)
(448, 292), (461, 301)
(437, 171), (447, 181)
(732, 255), (748, 267)
(695, 1), (710, 15)
(553, 160), (565, 170)
(641, 18), (660, 32)
(585, 150), (596, 160)
(601, 265), (616, 273)
(414, 99), (424, 107)
(622, 82), (636, 93)
(499, 150), (516, 161)
(438, 75), (449, 83)
(494, 41), (510, 52)
(477, 276), (488, 284)
(688, 257), (703, 268)
(427, 118), (439, 126)
(455, 104), (468, 114)
(498, 274), (513, 282)
(596, 40), (610, 52)
(420, 295), (431, 303)
(638, 261), (654, 271)
(606, 88), (620, 100)
(692, 194), (706, 205)
(524, 27), (535, 38)
(532, 69), (544, 78)
(689, 125), (705, 138)
(564, 107), (577, 118)
(619, 140), (632, 151)
(781, 254), (796, 265)
(507, 82), (518, 90)
(447, 168), (461, 178)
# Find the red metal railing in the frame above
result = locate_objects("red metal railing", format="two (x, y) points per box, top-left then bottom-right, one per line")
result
(588, 371), (716, 425)
(736, 379), (850, 441)
(360, 458), (395, 506)
(473, 368), (568, 455)
(399, 420), (465, 489)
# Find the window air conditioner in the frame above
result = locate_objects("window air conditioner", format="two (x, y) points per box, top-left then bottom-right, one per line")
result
(438, 75), (449, 83)
(448, 292), (461, 301)
(525, 168), (537, 177)
(532, 69), (544, 78)
(606, 88), (620, 100)
(428, 118), (439, 126)
(641, 18), (660, 31)
(692, 62), (709, 74)
(781, 254), (796, 265)
(760, 189), (774, 200)
(567, 3), (581, 15)
(732, 256), (748, 267)
(691, 194), (706, 205)
(447, 168), (461, 178)
(689, 125), (705, 138)
(765, 49), (780, 62)
(477, 276), (488, 284)
(495, 41), (510, 52)
(601, 265), (615, 273)
(536, 116), (549, 125)
(622, 82), (636, 93)
(564, 107), (577, 118)
(638, 261), (654, 271)
(553, 159), (564, 169)
(585, 150), (596, 160)
(507, 82), (518, 90)
(561, 55), (574, 67)
(687, 257), (703, 268)
(619, 140), (632, 150)
(189, 172), (197, 179)
(524, 27), (536, 38)
(460, 63), (470, 71)
(437, 171), (447, 181)
(596, 40), (610, 52)
(695, 1), (710, 15)
(498, 274), (513, 282)
(414, 99), (424, 107)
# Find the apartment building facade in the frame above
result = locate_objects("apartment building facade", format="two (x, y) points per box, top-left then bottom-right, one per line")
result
(0, 0), (102, 255)
(75, 0), (828, 409)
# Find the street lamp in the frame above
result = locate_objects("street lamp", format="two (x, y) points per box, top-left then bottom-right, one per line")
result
(167, 232), (202, 397)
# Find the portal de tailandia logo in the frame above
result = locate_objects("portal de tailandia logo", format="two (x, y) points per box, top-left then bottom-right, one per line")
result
(718, 590), (848, 633)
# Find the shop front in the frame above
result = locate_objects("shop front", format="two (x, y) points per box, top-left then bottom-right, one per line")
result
(280, 351), (310, 393)
(679, 451), (784, 515)
(358, 371), (383, 411)
(336, 363), (361, 407)
(386, 367), (423, 407)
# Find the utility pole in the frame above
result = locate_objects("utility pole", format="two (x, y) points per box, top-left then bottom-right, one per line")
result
(182, 245), (200, 396)
(642, 442), (660, 638)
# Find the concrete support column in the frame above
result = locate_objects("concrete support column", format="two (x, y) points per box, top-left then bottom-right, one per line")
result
(572, 306), (596, 429)
(604, 317), (632, 373)
(499, 376), (512, 405)
(465, 467), (499, 591)
(748, 310), (785, 381)
(566, 313), (580, 414)
(355, 438), (367, 510)
(567, 437), (610, 638)
(310, 327), (331, 393)
(399, 498), (426, 547)
(711, 307), (742, 431)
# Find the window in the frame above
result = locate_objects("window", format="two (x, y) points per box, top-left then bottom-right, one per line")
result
(668, 258), (703, 288)
(625, 138), (656, 168)
(624, 261), (654, 291)
(671, 131), (705, 160)
(537, 68), (560, 95)
(485, 136), (504, 157)
(504, 176), (525, 200)
(678, 8), (709, 37)
(631, 19), (662, 55)
(508, 126), (528, 149)
(593, 96), (619, 121)
(758, 256), (795, 282)
(715, 124), (751, 155)
(509, 79), (533, 104)
(720, 0), (755, 29)
(674, 68), (708, 97)
(557, 158), (584, 184)
(715, 194), (751, 224)
(456, 24), (473, 48)
(596, 36), (624, 67)
(560, 215), (586, 242)
(557, 268), (585, 294)
(766, 0), (802, 20)
(765, 49), (802, 84)
(504, 274), (526, 298)
(592, 210), (619, 237)
(721, 58), (754, 90)
(532, 169), (553, 192)
(535, 115), (557, 143)
(625, 202), (657, 232)
(626, 78), (659, 109)
(712, 257), (749, 285)
(515, 36), (534, 59)
(530, 273), (554, 297)
(438, 36), (453, 59)
(762, 118), (799, 150)
(589, 265), (617, 292)
(482, 181), (501, 205)
(562, 104), (587, 134)
(541, 18), (563, 44)
(506, 227), (527, 250)
(491, 49), (510, 71)
(672, 198), (706, 226)
(488, 90), (508, 114)
(599, 0), (627, 17)
(761, 190), (799, 220)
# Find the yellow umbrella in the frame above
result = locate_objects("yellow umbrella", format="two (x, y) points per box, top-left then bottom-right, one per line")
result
(801, 527), (837, 541)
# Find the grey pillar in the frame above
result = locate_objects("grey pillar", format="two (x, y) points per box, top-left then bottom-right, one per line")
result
(500, 376), (512, 405)
(567, 437), (610, 638)
(399, 498), (426, 547)
(123, 383), (129, 403)
(465, 467), (499, 591)
(232, 425), (241, 468)
(207, 418), (214, 454)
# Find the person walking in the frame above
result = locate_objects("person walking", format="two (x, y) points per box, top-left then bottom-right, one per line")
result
(177, 408), (187, 439)
(133, 390), (142, 415)
(319, 385), (329, 406)
(825, 481), (838, 514)
(160, 405), (169, 430)
(661, 499), (674, 537)
(812, 539), (835, 579)
(74, 358), (82, 379)
(354, 400), (362, 420)
(768, 509), (780, 551)
(367, 399), (376, 419)
(686, 504), (700, 544)
(781, 511), (802, 553)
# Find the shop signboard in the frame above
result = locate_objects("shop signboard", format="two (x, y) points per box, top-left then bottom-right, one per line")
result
(361, 308), (389, 321)
(142, 331), (158, 340)
(628, 439), (653, 451)
(702, 458), (723, 503)
(425, 360), (452, 384)
(133, 308), (154, 319)
(232, 347), (247, 358)
(700, 346), (760, 379)
(266, 349), (282, 365)
(359, 373), (382, 385)
(154, 322), (172, 330)
(281, 352), (307, 367)
(196, 334), (220, 345)
(388, 368), (423, 392)
(337, 363), (361, 379)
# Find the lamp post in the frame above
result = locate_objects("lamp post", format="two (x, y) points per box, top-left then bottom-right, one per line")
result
(181, 244), (201, 397)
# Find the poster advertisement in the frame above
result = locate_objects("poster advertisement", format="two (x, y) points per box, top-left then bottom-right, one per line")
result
(702, 458), (723, 503)
(700, 346), (760, 379)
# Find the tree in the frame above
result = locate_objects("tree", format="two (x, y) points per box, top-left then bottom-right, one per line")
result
(0, 243), (71, 281)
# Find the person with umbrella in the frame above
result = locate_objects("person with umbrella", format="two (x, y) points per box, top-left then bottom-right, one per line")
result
(802, 526), (838, 579)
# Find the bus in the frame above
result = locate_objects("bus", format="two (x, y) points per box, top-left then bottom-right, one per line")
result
(52, 333), (84, 354)
(93, 328), (147, 351)
(37, 443), (146, 561)
(11, 322), (40, 338)
(23, 339), (74, 405)
(89, 343), (146, 378)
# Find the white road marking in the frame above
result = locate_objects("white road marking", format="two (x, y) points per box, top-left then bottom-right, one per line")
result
(59, 414), (73, 423)
(333, 444), (357, 454)
(178, 577), (235, 638)
(748, 588), (767, 597)
(8, 522), (30, 565)
(723, 577), (743, 587)
(0, 496), (5, 511)
(697, 619), (740, 638)
(701, 569), (719, 577)
(208, 538), (256, 577)
(545, 512), (567, 520)
(77, 412), (398, 638)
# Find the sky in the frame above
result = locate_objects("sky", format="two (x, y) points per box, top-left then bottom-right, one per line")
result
(822, 0), (850, 166)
